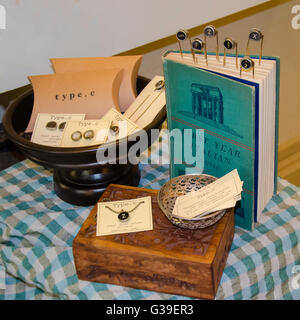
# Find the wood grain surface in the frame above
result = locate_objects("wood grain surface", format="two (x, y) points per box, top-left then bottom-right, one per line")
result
(73, 184), (235, 299)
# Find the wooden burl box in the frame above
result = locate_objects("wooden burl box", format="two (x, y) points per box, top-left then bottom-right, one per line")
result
(72, 184), (235, 299)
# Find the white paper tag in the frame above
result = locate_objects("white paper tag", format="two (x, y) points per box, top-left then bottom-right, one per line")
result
(101, 108), (140, 142)
(173, 169), (243, 219)
(30, 113), (85, 146)
(96, 196), (153, 236)
(60, 119), (111, 147)
(124, 75), (166, 128)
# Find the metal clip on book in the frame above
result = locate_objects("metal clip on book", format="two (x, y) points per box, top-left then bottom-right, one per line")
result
(176, 29), (196, 63)
(204, 25), (219, 61)
(240, 56), (255, 79)
(246, 28), (264, 65)
(192, 38), (207, 65)
(223, 37), (238, 69)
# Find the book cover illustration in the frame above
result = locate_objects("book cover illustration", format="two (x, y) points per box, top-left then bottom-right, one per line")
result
(187, 83), (243, 139)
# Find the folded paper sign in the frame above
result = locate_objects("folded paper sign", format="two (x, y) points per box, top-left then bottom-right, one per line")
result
(26, 69), (124, 133)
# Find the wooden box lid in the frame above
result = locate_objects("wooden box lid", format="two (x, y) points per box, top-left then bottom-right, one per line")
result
(73, 184), (235, 299)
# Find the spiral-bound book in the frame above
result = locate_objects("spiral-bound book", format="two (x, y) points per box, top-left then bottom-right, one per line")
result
(162, 50), (280, 231)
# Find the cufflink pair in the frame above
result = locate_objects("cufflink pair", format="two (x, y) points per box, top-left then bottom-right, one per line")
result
(71, 129), (94, 142)
(46, 121), (66, 131)
(71, 126), (120, 142)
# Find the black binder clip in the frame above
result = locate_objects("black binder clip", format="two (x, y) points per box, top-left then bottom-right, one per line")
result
(240, 56), (255, 79)
(176, 29), (196, 63)
(204, 25), (219, 61)
(191, 38), (207, 64)
(223, 37), (238, 68)
(246, 28), (264, 65)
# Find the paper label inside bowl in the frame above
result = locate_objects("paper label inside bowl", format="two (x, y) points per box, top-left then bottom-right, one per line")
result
(60, 119), (111, 148)
(173, 169), (243, 219)
(31, 113), (85, 147)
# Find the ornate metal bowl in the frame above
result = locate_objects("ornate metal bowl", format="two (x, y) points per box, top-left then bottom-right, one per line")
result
(157, 174), (226, 229)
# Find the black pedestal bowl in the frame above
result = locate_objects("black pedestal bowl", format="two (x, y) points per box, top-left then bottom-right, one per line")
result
(3, 77), (166, 206)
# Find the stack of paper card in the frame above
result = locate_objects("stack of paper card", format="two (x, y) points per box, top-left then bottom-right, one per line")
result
(172, 169), (243, 220)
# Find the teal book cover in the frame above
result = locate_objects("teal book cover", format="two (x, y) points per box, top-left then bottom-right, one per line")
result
(163, 52), (279, 231)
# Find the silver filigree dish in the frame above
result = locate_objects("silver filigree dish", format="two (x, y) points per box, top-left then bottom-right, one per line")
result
(157, 174), (226, 229)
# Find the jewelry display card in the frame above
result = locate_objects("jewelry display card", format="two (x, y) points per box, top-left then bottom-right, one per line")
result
(60, 120), (111, 147)
(124, 75), (166, 128)
(25, 69), (123, 132)
(101, 108), (140, 142)
(30, 113), (85, 147)
(96, 196), (153, 236)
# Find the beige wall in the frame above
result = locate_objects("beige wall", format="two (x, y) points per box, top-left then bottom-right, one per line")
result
(139, 0), (300, 145)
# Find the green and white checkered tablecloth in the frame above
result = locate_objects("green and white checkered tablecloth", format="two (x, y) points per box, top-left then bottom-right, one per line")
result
(0, 131), (300, 300)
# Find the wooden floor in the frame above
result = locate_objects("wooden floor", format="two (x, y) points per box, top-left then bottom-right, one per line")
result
(278, 134), (300, 187)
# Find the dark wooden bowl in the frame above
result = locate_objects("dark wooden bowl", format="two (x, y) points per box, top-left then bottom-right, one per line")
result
(3, 77), (166, 205)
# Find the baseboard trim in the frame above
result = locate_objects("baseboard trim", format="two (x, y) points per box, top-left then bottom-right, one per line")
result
(278, 134), (300, 161)
(278, 134), (300, 180)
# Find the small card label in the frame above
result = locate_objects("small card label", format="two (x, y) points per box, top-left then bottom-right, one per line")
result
(173, 169), (243, 219)
(96, 196), (153, 236)
(30, 113), (85, 146)
(124, 75), (166, 129)
(60, 120), (111, 147)
(101, 108), (140, 142)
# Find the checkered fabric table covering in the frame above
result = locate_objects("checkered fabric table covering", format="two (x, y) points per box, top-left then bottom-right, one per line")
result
(0, 130), (300, 300)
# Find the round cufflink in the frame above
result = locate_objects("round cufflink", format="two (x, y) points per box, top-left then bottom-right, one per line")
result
(223, 37), (236, 50)
(204, 25), (217, 37)
(155, 80), (164, 90)
(110, 126), (119, 135)
(71, 131), (82, 142)
(83, 129), (95, 140)
(249, 28), (263, 41)
(192, 38), (204, 51)
(176, 29), (189, 41)
(58, 122), (66, 131)
(46, 121), (57, 131)
(241, 57), (254, 70)
(240, 56), (255, 78)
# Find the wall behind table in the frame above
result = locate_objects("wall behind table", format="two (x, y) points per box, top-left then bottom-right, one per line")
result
(1, 0), (297, 146)
(0, 0), (268, 94)
(139, 0), (300, 145)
